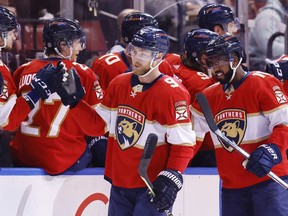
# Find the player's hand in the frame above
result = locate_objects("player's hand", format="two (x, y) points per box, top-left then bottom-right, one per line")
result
(244, 144), (282, 178)
(265, 60), (288, 80)
(151, 169), (183, 211)
(86, 135), (108, 167)
(57, 67), (85, 108)
(0, 72), (4, 94)
(30, 61), (68, 100)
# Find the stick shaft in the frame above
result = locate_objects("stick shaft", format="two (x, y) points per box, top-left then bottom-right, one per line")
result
(196, 93), (288, 190)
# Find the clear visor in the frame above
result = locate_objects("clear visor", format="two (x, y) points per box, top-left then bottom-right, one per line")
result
(206, 55), (231, 68)
(128, 43), (156, 62)
(222, 17), (240, 34)
(4, 23), (21, 40)
(13, 23), (21, 39)
(79, 36), (86, 50)
(67, 36), (86, 50)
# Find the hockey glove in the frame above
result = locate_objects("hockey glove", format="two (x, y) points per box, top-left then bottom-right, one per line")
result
(245, 144), (282, 178)
(87, 135), (108, 167)
(265, 60), (288, 80)
(30, 61), (68, 100)
(151, 169), (183, 211)
(57, 67), (85, 108)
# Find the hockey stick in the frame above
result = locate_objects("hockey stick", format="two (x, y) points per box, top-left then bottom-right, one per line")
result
(138, 133), (173, 216)
(195, 93), (288, 190)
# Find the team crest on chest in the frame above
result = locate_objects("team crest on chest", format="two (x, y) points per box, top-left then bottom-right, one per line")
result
(130, 84), (143, 97)
(215, 109), (246, 152)
(116, 105), (145, 150)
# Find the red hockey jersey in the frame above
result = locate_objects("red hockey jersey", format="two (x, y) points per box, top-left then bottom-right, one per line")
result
(165, 53), (215, 103)
(95, 72), (196, 188)
(91, 51), (130, 91)
(10, 58), (105, 174)
(191, 71), (288, 189)
(0, 61), (31, 131)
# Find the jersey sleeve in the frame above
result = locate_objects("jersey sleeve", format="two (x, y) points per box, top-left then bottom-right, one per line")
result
(157, 77), (196, 172)
(69, 100), (107, 136)
(0, 63), (33, 130)
(72, 62), (103, 106)
(254, 73), (288, 150)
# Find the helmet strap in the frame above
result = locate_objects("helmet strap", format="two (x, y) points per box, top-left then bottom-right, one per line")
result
(228, 57), (242, 83)
(54, 46), (72, 60)
(140, 53), (162, 78)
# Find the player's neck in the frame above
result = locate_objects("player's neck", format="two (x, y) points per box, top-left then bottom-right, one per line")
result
(138, 68), (161, 84)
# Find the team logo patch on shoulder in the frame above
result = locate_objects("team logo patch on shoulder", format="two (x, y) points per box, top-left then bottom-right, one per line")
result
(215, 109), (246, 152)
(116, 106), (145, 150)
(273, 86), (287, 104)
(0, 80), (8, 100)
(175, 100), (188, 121)
(93, 80), (103, 100)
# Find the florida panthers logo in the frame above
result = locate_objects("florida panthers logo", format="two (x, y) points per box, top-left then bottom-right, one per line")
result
(116, 106), (145, 150)
(215, 109), (246, 152)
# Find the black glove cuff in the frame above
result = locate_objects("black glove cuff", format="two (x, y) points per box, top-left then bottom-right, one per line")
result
(265, 61), (288, 80)
(158, 169), (183, 190)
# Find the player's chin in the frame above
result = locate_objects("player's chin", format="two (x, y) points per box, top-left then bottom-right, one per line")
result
(71, 55), (78, 62)
(132, 68), (146, 76)
(132, 70), (142, 76)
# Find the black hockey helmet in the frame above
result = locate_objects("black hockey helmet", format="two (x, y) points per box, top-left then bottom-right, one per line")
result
(121, 12), (158, 44)
(205, 33), (245, 66)
(131, 26), (170, 57)
(0, 6), (20, 33)
(197, 3), (237, 32)
(43, 17), (85, 52)
(183, 28), (218, 65)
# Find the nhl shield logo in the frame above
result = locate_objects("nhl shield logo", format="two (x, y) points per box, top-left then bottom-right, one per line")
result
(215, 109), (246, 152)
(116, 105), (145, 150)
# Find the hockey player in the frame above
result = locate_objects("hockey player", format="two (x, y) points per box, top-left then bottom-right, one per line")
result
(59, 26), (196, 215)
(191, 34), (288, 216)
(0, 7), (67, 166)
(165, 28), (218, 167)
(91, 11), (174, 92)
(10, 18), (105, 175)
(197, 3), (240, 35)
(91, 12), (159, 91)
(107, 8), (139, 53)
(166, 28), (217, 102)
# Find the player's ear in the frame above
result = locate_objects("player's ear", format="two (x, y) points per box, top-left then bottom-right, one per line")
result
(155, 52), (163, 60)
(59, 41), (67, 50)
(232, 54), (239, 67)
(213, 25), (223, 35)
